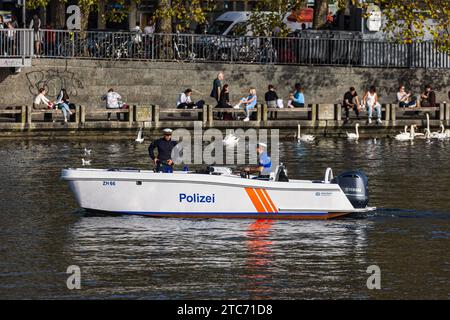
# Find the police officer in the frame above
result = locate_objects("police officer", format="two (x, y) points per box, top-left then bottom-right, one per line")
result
(148, 128), (178, 172)
(244, 143), (272, 179)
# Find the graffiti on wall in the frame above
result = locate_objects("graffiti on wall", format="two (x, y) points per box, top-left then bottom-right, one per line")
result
(26, 69), (84, 98)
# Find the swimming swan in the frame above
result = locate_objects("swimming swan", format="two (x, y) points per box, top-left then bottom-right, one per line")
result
(297, 124), (315, 142)
(395, 125), (414, 141)
(430, 123), (447, 140)
(346, 123), (359, 140)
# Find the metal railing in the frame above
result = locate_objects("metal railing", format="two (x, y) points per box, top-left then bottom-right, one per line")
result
(0, 29), (33, 58)
(1, 29), (449, 68)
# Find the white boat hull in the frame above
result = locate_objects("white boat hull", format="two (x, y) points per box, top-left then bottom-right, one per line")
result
(61, 168), (375, 220)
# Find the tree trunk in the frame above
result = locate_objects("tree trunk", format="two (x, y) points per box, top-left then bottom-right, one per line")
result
(156, 0), (172, 33)
(50, 0), (66, 29)
(80, 5), (90, 31)
(313, 0), (329, 30)
(129, 0), (137, 30)
(97, 0), (106, 30)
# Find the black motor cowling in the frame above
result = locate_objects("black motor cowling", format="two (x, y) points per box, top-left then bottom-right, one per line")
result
(331, 171), (369, 208)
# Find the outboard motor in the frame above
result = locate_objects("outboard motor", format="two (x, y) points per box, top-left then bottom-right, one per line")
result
(332, 171), (369, 208)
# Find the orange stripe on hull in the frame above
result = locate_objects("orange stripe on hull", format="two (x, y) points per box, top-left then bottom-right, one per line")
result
(261, 189), (278, 213)
(254, 188), (275, 213)
(245, 187), (266, 213)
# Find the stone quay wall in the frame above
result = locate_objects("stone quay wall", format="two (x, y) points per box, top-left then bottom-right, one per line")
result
(0, 59), (449, 108)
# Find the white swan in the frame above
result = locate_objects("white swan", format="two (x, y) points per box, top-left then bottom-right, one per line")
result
(395, 125), (414, 141)
(445, 129), (450, 138)
(135, 127), (144, 143)
(223, 133), (239, 146)
(83, 147), (92, 155)
(81, 158), (91, 166)
(430, 123), (447, 140)
(411, 125), (425, 137)
(296, 124), (315, 142)
(346, 123), (359, 140)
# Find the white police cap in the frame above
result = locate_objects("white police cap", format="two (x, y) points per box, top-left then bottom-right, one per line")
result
(258, 143), (267, 148)
(163, 128), (173, 134)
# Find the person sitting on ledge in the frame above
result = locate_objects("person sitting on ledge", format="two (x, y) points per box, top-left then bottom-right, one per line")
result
(292, 83), (305, 108)
(55, 88), (73, 123)
(397, 85), (417, 108)
(217, 84), (233, 120)
(420, 84), (436, 108)
(33, 88), (53, 110)
(33, 88), (55, 122)
(342, 87), (361, 124)
(233, 87), (257, 122)
(265, 84), (279, 119)
(176, 89), (205, 109)
(102, 88), (123, 121)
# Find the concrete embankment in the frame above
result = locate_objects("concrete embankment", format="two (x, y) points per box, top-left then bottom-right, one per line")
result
(0, 58), (448, 139)
(0, 103), (448, 139)
(0, 58), (449, 108)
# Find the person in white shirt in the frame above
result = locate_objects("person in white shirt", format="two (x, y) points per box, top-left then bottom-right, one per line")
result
(131, 23), (142, 43)
(397, 85), (416, 108)
(176, 89), (205, 109)
(362, 86), (382, 124)
(33, 88), (53, 109)
(102, 88), (123, 121)
(144, 20), (155, 35)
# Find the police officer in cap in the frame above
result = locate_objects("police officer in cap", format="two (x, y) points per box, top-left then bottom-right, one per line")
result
(148, 128), (178, 172)
(244, 142), (272, 179)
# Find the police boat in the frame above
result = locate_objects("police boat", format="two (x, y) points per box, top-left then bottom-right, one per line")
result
(61, 166), (375, 220)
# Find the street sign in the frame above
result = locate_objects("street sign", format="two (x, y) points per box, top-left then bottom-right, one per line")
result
(0, 58), (32, 68)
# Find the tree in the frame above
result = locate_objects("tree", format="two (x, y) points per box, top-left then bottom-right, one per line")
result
(247, 0), (307, 37)
(376, 0), (450, 52)
(26, 0), (137, 31)
(334, 0), (450, 53)
(153, 0), (213, 33)
(312, 0), (328, 30)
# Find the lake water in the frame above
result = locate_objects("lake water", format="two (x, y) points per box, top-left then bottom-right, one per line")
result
(0, 138), (448, 299)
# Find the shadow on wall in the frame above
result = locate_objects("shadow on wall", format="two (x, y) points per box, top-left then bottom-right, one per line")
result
(354, 69), (448, 102)
(25, 69), (84, 98)
(0, 68), (12, 83)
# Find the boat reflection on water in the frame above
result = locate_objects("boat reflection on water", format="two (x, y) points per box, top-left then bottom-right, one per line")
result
(64, 214), (371, 299)
(242, 219), (275, 299)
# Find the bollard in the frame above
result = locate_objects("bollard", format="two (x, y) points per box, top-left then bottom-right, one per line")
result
(26, 105), (32, 125)
(80, 105), (86, 124)
(208, 105), (214, 127)
(335, 104), (342, 121)
(256, 104), (262, 122)
(128, 105), (135, 124)
(75, 105), (80, 124)
(310, 104), (317, 123)
(390, 103), (396, 124)
(384, 104), (390, 123)
(262, 104), (268, 122)
(153, 105), (160, 127)
(202, 105), (208, 125)
(21, 106), (26, 124)
(439, 103), (445, 121)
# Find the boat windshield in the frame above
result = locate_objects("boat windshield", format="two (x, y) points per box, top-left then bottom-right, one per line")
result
(207, 21), (233, 35)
